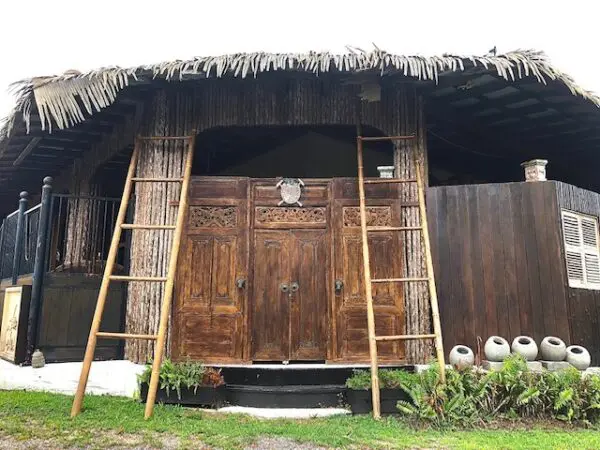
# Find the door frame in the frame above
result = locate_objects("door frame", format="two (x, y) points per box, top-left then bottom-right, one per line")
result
(248, 178), (333, 361)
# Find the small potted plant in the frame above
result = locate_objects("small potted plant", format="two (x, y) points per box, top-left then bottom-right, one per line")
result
(345, 369), (416, 415)
(138, 359), (226, 407)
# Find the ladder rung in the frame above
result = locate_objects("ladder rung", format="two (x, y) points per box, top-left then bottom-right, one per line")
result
(358, 135), (416, 142)
(121, 224), (176, 230)
(131, 177), (183, 182)
(96, 332), (158, 340)
(371, 277), (429, 283)
(375, 334), (437, 342)
(138, 136), (192, 141)
(109, 275), (168, 282)
(366, 226), (422, 232)
(363, 178), (417, 184)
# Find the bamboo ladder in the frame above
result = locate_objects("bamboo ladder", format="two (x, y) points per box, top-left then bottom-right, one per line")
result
(71, 133), (196, 419)
(356, 134), (446, 419)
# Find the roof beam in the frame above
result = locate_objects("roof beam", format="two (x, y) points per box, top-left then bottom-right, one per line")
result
(13, 137), (41, 166)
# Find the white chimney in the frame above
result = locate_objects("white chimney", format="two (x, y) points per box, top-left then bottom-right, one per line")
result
(521, 159), (548, 182)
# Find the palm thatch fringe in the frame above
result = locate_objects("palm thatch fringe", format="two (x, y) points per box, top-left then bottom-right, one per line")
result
(1, 48), (599, 139)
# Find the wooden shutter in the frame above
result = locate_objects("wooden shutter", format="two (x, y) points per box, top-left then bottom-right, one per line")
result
(562, 210), (600, 289)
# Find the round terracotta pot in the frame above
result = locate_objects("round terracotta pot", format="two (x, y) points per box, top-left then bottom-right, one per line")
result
(540, 336), (567, 361)
(511, 336), (538, 361)
(449, 345), (475, 369)
(566, 345), (591, 370)
(484, 336), (510, 362)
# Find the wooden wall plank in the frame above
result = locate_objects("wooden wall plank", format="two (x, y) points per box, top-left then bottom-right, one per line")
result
(428, 181), (588, 360)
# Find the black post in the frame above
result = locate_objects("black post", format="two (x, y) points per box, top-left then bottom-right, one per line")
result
(26, 177), (53, 362)
(11, 191), (28, 285)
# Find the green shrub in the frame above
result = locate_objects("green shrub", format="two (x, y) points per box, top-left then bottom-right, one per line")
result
(345, 369), (418, 390)
(137, 359), (225, 399)
(396, 354), (600, 427)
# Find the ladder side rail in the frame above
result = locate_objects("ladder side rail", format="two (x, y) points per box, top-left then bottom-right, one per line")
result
(143, 134), (196, 419)
(415, 158), (446, 383)
(357, 136), (382, 419)
(71, 139), (141, 417)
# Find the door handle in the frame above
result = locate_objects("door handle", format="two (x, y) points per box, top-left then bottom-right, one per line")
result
(280, 283), (289, 293)
(335, 279), (344, 294)
(236, 278), (246, 289)
(290, 282), (299, 292)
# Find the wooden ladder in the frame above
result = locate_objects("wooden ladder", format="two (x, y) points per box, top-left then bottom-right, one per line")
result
(356, 134), (446, 419)
(71, 133), (196, 419)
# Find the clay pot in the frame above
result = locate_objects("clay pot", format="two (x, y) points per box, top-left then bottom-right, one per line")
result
(566, 345), (591, 370)
(449, 345), (475, 369)
(540, 336), (567, 361)
(484, 336), (510, 362)
(31, 349), (45, 369)
(511, 336), (538, 361)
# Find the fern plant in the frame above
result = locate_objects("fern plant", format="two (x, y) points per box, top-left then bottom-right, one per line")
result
(137, 359), (224, 400)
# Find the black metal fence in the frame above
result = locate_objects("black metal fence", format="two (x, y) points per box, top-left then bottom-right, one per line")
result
(0, 185), (122, 281)
(0, 210), (19, 279)
(48, 194), (121, 274)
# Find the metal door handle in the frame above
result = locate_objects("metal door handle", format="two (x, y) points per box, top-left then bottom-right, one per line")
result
(236, 278), (246, 289)
(290, 282), (299, 292)
(335, 279), (344, 294)
(280, 283), (289, 293)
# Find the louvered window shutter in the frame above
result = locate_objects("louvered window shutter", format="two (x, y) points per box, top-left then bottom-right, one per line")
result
(562, 210), (600, 289)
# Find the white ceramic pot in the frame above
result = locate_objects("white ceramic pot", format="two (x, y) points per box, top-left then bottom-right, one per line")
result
(484, 336), (510, 362)
(540, 336), (567, 361)
(566, 345), (591, 370)
(449, 345), (475, 369)
(511, 336), (538, 361)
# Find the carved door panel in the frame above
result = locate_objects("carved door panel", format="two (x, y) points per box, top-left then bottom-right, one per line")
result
(289, 230), (328, 360)
(173, 177), (249, 362)
(251, 230), (291, 360)
(331, 179), (406, 362)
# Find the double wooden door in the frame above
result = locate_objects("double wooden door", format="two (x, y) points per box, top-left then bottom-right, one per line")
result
(174, 176), (406, 363)
(251, 229), (328, 361)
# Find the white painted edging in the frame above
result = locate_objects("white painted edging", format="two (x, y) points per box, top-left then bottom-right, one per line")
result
(217, 406), (350, 419)
(0, 359), (145, 397)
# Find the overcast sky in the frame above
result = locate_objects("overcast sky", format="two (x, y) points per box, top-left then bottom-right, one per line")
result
(1, 0), (599, 120)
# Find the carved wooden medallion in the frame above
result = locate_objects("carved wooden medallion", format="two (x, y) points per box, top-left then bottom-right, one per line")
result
(276, 178), (305, 206)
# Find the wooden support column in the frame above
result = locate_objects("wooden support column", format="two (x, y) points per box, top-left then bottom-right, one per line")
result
(125, 89), (193, 363)
(392, 91), (432, 364)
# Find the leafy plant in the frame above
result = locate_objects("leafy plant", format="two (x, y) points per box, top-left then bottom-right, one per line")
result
(345, 369), (418, 390)
(394, 355), (600, 427)
(137, 359), (225, 399)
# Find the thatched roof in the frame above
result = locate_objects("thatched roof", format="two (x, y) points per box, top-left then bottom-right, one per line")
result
(1, 48), (598, 139)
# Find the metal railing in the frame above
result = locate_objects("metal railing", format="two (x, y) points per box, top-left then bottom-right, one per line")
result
(48, 194), (121, 274)
(0, 185), (124, 280)
(0, 210), (19, 279)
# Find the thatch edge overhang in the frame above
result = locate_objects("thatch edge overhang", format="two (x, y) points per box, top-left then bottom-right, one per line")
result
(1, 48), (599, 145)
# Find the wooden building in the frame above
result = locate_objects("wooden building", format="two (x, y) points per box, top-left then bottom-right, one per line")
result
(1, 48), (600, 366)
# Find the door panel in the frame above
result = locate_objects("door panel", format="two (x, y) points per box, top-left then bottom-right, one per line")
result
(289, 230), (328, 360)
(173, 177), (249, 362)
(251, 230), (291, 360)
(332, 178), (406, 362)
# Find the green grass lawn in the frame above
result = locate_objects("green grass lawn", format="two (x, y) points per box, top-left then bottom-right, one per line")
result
(1, 390), (600, 449)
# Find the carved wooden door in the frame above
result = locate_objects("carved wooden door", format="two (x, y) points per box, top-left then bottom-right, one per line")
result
(289, 229), (328, 360)
(173, 177), (249, 362)
(251, 230), (291, 360)
(250, 229), (328, 360)
(250, 179), (330, 361)
(331, 178), (406, 362)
